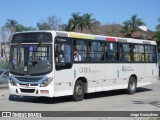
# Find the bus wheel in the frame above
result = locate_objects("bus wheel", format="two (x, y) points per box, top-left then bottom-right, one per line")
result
(73, 80), (85, 101)
(127, 76), (137, 94)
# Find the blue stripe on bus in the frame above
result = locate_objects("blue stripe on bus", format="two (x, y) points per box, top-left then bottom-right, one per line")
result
(117, 70), (119, 78)
(74, 69), (76, 79)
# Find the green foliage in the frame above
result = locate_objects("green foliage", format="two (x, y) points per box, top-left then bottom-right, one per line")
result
(21, 26), (36, 31)
(66, 12), (99, 33)
(5, 19), (20, 32)
(153, 18), (160, 45)
(66, 12), (81, 31)
(36, 16), (61, 30)
(37, 22), (51, 30)
(122, 15), (145, 37)
(0, 19), (36, 66)
(5, 19), (36, 32)
(156, 18), (160, 31)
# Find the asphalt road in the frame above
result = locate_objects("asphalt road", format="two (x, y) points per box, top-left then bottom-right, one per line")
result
(0, 82), (160, 120)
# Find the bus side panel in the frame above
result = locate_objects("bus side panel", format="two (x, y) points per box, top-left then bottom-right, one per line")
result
(54, 68), (74, 97)
(133, 64), (147, 87)
(74, 64), (106, 93)
(105, 63), (146, 89)
(105, 64), (124, 85)
(103, 64), (126, 91)
(146, 63), (159, 83)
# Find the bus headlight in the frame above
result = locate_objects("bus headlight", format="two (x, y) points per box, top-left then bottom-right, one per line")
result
(40, 77), (53, 87)
(9, 78), (17, 86)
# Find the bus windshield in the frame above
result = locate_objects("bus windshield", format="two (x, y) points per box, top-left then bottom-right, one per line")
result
(10, 44), (52, 75)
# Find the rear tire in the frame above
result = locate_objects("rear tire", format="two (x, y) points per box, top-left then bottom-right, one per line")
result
(72, 80), (85, 101)
(127, 76), (137, 94)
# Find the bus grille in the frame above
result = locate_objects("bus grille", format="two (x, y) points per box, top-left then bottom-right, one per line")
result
(20, 88), (35, 93)
(15, 77), (42, 82)
(19, 84), (39, 87)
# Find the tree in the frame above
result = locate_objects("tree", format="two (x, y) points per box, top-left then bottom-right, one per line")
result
(21, 26), (36, 31)
(66, 12), (99, 33)
(0, 19), (36, 68)
(91, 21), (101, 34)
(37, 22), (51, 30)
(82, 13), (97, 33)
(48, 16), (61, 30)
(37, 16), (61, 30)
(156, 18), (160, 31)
(59, 24), (68, 31)
(153, 18), (160, 45)
(122, 15), (146, 37)
(0, 27), (12, 68)
(5, 19), (36, 33)
(66, 12), (81, 31)
(5, 19), (23, 32)
(1, 20), (19, 68)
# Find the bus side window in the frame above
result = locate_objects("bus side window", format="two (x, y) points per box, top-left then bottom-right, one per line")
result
(74, 46), (82, 61)
(145, 45), (156, 62)
(55, 37), (72, 70)
(142, 53), (145, 62)
(58, 44), (65, 62)
(73, 40), (87, 62)
(107, 42), (118, 62)
(120, 43), (132, 62)
(133, 45), (144, 62)
(105, 45), (108, 61)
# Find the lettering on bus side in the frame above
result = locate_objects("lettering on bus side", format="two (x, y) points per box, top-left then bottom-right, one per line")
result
(79, 67), (91, 74)
(78, 67), (101, 74)
(122, 65), (134, 72)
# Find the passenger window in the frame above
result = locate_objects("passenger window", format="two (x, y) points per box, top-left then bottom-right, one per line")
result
(73, 40), (87, 62)
(145, 45), (156, 62)
(106, 42), (118, 62)
(55, 37), (72, 70)
(89, 41), (105, 62)
(119, 44), (132, 62)
(133, 45), (144, 62)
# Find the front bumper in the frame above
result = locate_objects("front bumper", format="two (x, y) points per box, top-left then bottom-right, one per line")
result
(9, 75), (54, 97)
(9, 83), (54, 97)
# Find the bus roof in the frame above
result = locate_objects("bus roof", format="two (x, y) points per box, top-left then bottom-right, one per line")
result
(55, 31), (156, 45)
(14, 30), (157, 45)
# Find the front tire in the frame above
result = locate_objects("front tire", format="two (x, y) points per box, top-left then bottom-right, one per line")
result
(72, 80), (85, 101)
(127, 76), (137, 94)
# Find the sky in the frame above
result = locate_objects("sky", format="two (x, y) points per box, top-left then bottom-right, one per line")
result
(0, 0), (160, 31)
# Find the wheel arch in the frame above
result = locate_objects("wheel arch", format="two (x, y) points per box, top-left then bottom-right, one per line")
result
(74, 77), (88, 93)
(127, 74), (138, 94)
(129, 74), (137, 83)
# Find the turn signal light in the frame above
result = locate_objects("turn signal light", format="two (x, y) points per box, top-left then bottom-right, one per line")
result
(40, 90), (49, 94)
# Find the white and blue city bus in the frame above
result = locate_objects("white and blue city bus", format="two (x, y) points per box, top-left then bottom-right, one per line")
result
(9, 31), (159, 101)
